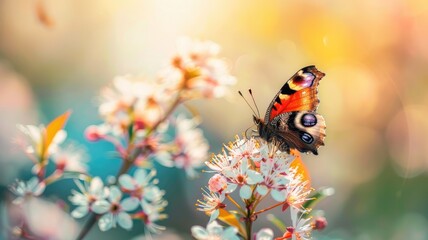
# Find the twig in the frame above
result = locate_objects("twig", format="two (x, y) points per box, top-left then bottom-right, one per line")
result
(253, 201), (288, 216)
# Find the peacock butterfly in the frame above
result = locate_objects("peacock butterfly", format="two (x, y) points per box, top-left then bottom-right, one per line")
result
(250, 65), (326, 155)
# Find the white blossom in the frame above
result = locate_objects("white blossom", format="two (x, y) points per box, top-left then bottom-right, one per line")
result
(9, 177), (46, 204)
(170, 115), (209, 178)
(95, 186), (139, 231)
(196, 188), (225, 223)
(191, 221), (239, 240)
(69, 177), (108, 218)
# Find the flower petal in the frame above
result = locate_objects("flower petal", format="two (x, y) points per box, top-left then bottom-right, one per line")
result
(73, 179), (86, 193)
(117, 212), (133, 230)
(246, 170), (263, 184)
(71, 206), (89, 218)
(222, 169), (234, 179)
(118, 174), (135, 191)
(208, 209), (219, 223)
(256, 185), (268, 196)
(206, 220), (223, 235)
(155, 152), (174, 167)
(108, 186), (122, 202)
(134, 169), (147, 183)
(33, 181), (46, 196)
(27, 177), (39, 189)
(191, 226), (209, 239)
(121, 197), (139, 212)
(225, 183), (237, 193)
(255, 228), (274, 240)
(92, 200), (110, 214)
(90, 177), (104, 195)
(239, 185), (252, 199)
(98, 213), (113, 231)
(145, 186), (163, 202)
(271, 189), (287, 202)
(222, 226), (239, 240)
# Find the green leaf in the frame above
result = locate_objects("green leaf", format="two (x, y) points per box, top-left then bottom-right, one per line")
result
(62, 171), (92, 182)
(302, 187), (335, 217)
(267, 213), (287, 232)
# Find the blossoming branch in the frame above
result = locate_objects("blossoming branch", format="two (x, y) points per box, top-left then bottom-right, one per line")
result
(8, 37), (236, 240)
(192, 136), (332, 240)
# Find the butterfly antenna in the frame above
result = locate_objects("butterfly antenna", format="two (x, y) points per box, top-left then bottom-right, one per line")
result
(244, 124), (255, 139)
(238, 90), (257, 116)
(248, 89), (261, 118)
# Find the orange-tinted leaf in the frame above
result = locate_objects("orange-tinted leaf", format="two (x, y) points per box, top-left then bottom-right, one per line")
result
(290, 149), (311, 187)
(43, 110), (71, 156)
(217, 209), (246, 237)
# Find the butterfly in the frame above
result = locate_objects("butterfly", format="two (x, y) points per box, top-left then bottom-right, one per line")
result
(244, 65), (326, 155)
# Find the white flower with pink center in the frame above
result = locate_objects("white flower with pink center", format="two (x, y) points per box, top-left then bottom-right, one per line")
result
(196, 188), (226, 222)
(9, 177), (46, 204)
(227, 135), (261, 164)
(93, 186), (139, 231)
(256, 152), (295, 202)
(51, 143), (88, 174)
(205, 149), (237, 173)
(119, 169), (166, 209)
(284, 208), (313, 240)
(69, 177), (108, 219)
(118, 169), (167, 236)
(171, 115), (209, 178)
(137, 201), (168, 235)
(223, 159), (263, 199)
(191, 221), (239, 240)
(284, 167), (312, 212)
(98, 76), (168, 133)
(161, 37), (236, 99)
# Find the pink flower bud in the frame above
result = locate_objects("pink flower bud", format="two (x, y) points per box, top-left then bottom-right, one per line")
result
(208, 174), (227, 193)
(313, 216), (328, 230)
(85, 125), (103, 142)
(134, 119), (146, 130)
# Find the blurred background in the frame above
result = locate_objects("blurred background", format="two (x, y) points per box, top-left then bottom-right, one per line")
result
(1, 0), (428, 239)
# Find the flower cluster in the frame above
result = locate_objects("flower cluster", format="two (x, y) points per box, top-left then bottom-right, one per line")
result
(161, 37), (236, 99)
(69, 169), (167, 234)
(9, 112), (88, 239)
(86, 38), (234, 177)
(195, 136), (330, 239)
(75, 37), (235, 236)
(8, 37), (236, 239)
(11, 112), (88, 201)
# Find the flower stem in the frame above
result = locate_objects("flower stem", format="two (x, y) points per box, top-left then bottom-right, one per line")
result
(253, 201), (289, 216)
(245, 204), (253, 240)
(76, 81), (183, 240)
(75, 214), (97, 240)
(226, 194), (245, 215)
(146, 96), (181, 136)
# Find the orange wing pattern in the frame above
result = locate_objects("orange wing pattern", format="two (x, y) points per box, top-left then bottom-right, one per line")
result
(269, 88), (319, 121)
(265, 66), (325, 122)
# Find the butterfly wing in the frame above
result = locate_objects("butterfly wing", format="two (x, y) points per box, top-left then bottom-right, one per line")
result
(264, 65), (325, 122)
(270, 111), (326, 155)
(261, 65), (326, 154)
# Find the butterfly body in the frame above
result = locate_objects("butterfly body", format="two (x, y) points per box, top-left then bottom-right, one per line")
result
(254, 65), (326, 155)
